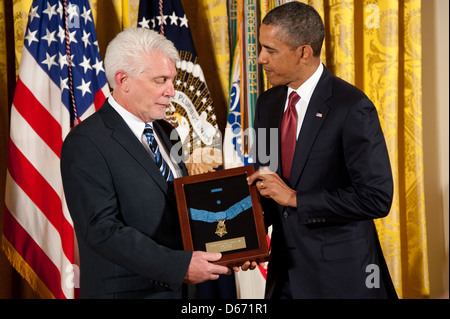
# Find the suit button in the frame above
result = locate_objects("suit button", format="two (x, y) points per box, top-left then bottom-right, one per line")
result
(283, 211), (288, 219)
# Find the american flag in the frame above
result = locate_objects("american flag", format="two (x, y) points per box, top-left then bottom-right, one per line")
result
(2, 0), (108, 299)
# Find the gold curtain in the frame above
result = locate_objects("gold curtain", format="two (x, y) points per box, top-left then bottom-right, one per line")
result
(299, 0), (428, 298)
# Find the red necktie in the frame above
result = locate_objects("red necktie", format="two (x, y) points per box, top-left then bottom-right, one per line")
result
(280, 91), (300, 180)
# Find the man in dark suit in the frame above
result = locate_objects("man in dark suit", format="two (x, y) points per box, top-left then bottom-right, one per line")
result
(61, 28), (230, 299)
(247, 2), (397, 298)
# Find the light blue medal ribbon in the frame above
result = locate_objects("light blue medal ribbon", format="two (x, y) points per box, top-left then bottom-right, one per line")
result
(188, 195), (252, 237)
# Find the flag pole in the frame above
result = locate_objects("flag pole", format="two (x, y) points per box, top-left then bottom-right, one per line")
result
(62, 0), (79, 127)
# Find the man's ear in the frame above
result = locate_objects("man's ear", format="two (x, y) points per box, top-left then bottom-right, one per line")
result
(114, 71), (129, 92)
(297, 45), (314, 63)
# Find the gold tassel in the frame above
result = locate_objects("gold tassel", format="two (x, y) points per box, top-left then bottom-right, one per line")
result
(1, 235), (55, 299)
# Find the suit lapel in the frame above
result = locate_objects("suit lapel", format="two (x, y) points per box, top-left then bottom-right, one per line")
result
(289, 67), (333, 188)
(99, 102), (170, 195)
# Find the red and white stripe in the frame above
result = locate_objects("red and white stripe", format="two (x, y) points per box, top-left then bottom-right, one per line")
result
(3, 46), (108, 299)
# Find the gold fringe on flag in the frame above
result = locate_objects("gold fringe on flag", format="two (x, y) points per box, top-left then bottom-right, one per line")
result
(1, 235), (55, 299)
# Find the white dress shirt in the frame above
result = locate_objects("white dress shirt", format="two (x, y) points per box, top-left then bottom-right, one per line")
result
(108, 96), (183, 178)
(284, 63), (324, 139)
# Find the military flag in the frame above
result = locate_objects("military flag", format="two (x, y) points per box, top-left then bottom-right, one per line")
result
(223, 0), (269, 299)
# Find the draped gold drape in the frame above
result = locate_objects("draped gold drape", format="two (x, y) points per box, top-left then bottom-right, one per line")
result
(304, 0), (429, 298)
(0, 0), (428, 298)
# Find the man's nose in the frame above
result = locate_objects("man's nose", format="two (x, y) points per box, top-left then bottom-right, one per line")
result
(258, 51), (267, 65)
(164, 81), (176, 97)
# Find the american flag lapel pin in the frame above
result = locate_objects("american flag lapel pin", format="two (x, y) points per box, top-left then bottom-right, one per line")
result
(316, 112), (323, 118)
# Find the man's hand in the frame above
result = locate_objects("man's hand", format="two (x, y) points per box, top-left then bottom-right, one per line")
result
(184, 251), (231, 284)
(247, 167), (297, 207)
(232, 261), (267, 272)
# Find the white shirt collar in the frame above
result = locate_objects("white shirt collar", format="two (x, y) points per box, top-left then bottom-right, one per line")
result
(284, 63), (324, 138)
(107, 96), (184, 178)
(287, 62), (324, 104)
(108, 95), (148, 140)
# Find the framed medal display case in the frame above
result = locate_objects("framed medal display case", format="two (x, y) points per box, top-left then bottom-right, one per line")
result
(174, 165), (270, 267)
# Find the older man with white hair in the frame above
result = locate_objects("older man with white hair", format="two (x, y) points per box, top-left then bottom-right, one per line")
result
(61, 27), (231, 299)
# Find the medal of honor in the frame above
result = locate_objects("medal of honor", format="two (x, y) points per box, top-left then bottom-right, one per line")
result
(189, 195), (252, 238)
(215, 220), (227, 237)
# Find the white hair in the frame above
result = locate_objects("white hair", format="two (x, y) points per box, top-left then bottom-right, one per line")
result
(104, 27), (179, 88)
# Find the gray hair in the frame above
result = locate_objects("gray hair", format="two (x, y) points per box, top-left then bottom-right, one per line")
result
(104, 27), (179, 88)
(262, 2), (325, 57)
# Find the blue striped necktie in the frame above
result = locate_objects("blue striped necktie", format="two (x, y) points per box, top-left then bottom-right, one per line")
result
(143, 124), (173, 181)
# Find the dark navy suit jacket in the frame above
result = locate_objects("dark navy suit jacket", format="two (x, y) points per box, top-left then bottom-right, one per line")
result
(254, 66), (397, 298)
(61, 100), (192, 298)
